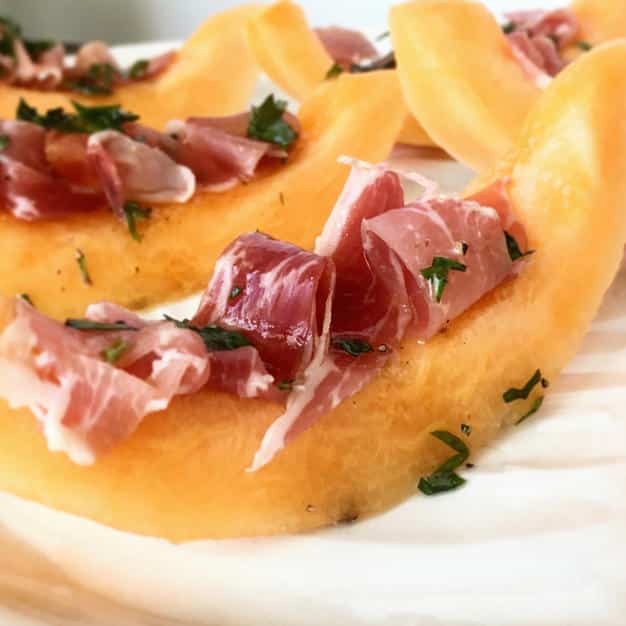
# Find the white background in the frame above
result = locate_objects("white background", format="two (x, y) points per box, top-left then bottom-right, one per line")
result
(0, 0), (564, 44)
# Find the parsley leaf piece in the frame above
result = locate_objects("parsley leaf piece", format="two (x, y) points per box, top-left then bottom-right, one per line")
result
(19, 293), (33, 306)
(376, 30), (390, 41)
(101, 339), (129, 364)
(502, 21), (516, 34)
(247, 94), (297, 148)
(17, 99), (82, 132)
(277, 380), (294, 391)
(333, 337), (374, 357)
(505, 231), (534, 262)
(24, 38), (55, 59)
(0, 16), (21, 57)
(418, 430), (470, 496)
(516, 395), (544, 425)
(576, 40), (592, 51)
(164, 315), (251, 352)
(128, 59), (149, 79)
(350, 51), (396, 73)
(68, 62), (119, 95)
(461, 423), (472, 436)
(75, 248), (92, 286)
(325, 62), (343, 80)
(418, 471), (466, 495)
(123, 202), (151, 241)
(70, 100), (139, 132)
(65, 319), (138, 331)
(0, 134), (10, 151)
(420, 256), (467, 303)
(229, 286), (242, 300)
(503, 369), (542, 403)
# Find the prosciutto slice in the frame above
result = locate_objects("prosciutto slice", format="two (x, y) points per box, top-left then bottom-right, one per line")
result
(505, 8), (581, 86)
(315, 26), (378, 69)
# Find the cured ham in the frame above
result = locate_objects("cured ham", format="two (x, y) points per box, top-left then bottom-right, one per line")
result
(315, 26), (378, 69)
(0, 163), (528, 468)
(504, 8), (581, 87)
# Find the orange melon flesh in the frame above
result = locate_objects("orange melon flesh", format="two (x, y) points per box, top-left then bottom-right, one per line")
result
(247, 0), (435, 147)
(391, 0), (542, 172)
(571, 0), (626, 43)
(0, 71), (406, 320)
(0, 41), (625, 542)
(0, 4), (261, 127)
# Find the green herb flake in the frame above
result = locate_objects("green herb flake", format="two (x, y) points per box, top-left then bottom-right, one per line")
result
(576, 40), (592, 51)
(123, 202), (152, 242)
(0, 16), (21, 57)
(515, 395), (544, 425)
(128, 59), (149, 80)
(503, 369), (542, 403)
(19, 293), (33, 306)
(333, 337), (374, 357)
(164, 315), (252, 352)
(0, 134), (10, 151)
(247, 94), (298, 148)
(418, 430), (470, 496)
(461, 423), (472, 436)
(75, 248), (92, 286)
(68, 62), (120, 95)
(505, 231), (534, 262)
(229, 286), (242, 300)
(101, 339), (130, 364)
(420, 256), (467, 303)
(502, 21), (516, 34)
(277, 380), (294, 391)
(24, 38), (55, 59)
(376, 30), (390, 41)
(65, 319), (138, 331)
(325, 62), (343, 80)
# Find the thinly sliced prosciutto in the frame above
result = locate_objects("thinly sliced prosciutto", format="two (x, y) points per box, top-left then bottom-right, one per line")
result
(315, 26), (378, 69)
(0, 163), (529, 468)
(504, 8), (582, 87)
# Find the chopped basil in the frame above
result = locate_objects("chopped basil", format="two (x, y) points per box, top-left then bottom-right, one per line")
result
(325, 62), (343, 80)
(576, 40), (592, 51)
(516, 395), (544, 425)
(128, 59), (149, 80)
(164, 315), (252, 352)
(123, 202), (151, 241)
(19, 293), (33, 306)
(501, 21), (516, 34)
(247, 94), (298, 148)
(503, 369), (542, 403)
(418, 430), (470, 496)
(24, 38), (55, 59)
(101, 339), (129, 364)
(75, 248), (92, 286)
(505, 231), (534, 262)
(0, 134), (10, 151)
(65, 319), (138, 331)
(67, 62), (119, 95)
(229, 286), (242, 300)
(17, 99), (139, 133)
(461, 423), (472, 436)
(420, 256), (467, 303)
(350, 51), (396, 73)
(277, 380), (294, 391)
(333, 337), (373, 357)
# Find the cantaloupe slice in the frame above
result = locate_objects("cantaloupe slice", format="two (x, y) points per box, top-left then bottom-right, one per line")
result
(0, 4), (261, 127)
(571, 0), (626, 43)
(391, 0), (544, 172)
(0, 70), (406, 319)
(247, 0), (434, 147)
(0, 42), (625, 541)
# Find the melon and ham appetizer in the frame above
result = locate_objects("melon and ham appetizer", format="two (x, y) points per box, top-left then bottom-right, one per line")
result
(246, 0), (435, 147)
(0, 69), (406, 319)
(390, 0), (609, 172)
(0, 41), (624, 540)
(0, 5), (260, 128)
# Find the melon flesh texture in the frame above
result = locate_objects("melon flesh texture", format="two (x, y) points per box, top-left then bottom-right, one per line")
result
(0, 71), (406, 319)
(0, 43), (625, 541)
(571, 0), (626, 43)
(0, 4), (261, 127)
(391, 0), (542, 172)
(247, 0), (434, 147)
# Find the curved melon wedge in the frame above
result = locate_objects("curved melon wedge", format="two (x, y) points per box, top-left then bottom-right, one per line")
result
(391, 0), (542, 172)
(0, 43), (625, 541)
(0, 71), (406, 320)
(0, 4), (261, 127)
(571, 0), (626, 44)
(247, 0), (435, 147)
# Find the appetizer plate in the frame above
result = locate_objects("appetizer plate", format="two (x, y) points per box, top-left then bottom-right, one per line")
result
(1, 38), (625, 626)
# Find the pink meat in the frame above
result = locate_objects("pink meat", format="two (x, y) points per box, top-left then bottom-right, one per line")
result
(315, 26), (378, 69)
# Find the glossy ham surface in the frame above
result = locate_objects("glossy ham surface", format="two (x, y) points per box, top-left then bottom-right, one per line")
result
(0, 164), (527, 468)
(314, 26), (378, 69)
